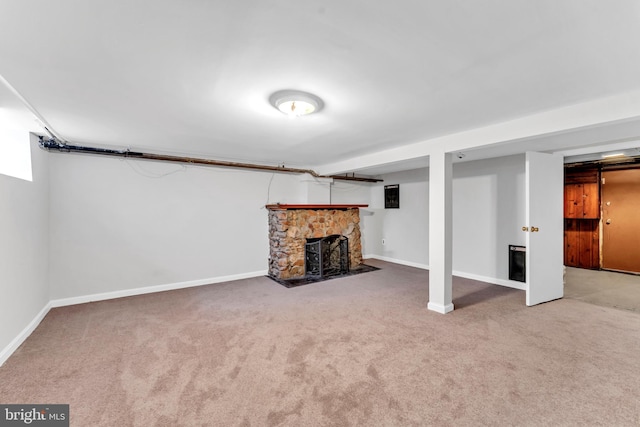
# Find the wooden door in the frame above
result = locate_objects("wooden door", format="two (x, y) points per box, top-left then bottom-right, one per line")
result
(602, 168), (640, 273)
(526, 152), (564, 306)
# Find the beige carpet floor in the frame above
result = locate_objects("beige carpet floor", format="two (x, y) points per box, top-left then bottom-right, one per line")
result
(1, 259), (639, 426)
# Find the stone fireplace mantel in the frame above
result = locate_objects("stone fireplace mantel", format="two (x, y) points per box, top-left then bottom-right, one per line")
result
(266, 204), (367, 281)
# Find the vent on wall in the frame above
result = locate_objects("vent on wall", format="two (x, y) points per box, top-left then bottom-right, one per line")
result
(509, 245), (526, 282)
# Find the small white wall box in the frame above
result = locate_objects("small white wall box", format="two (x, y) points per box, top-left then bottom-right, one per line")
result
(385, 184), (399, 209)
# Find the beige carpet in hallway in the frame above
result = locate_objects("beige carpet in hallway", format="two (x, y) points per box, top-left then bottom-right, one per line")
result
(1, 260), (639, 426)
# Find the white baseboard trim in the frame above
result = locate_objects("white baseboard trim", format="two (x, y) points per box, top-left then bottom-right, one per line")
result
(452, 270), (526, 290)
(0, 301), (52, 367)
(364, 254), (525, 291)
(427, 302), (455, 314)
(364, 254), (429, 270)
(50, 270), (268, 308)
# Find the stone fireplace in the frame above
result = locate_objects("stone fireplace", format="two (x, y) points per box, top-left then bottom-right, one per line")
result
(266, 204), (366, 281)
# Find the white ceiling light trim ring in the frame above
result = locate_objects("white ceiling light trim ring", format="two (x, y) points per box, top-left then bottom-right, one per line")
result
(269, 90), (324, 117)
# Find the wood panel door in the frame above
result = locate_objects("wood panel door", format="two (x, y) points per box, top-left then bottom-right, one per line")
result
(601, 168), (640, 273)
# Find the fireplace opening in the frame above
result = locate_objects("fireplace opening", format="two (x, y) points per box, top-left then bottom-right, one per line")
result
(305, 235), (349, 278)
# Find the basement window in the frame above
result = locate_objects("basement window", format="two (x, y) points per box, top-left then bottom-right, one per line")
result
(0, 128), (32, 182)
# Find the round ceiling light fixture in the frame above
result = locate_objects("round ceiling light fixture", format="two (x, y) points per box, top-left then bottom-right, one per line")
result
(269, 90), (324, 117)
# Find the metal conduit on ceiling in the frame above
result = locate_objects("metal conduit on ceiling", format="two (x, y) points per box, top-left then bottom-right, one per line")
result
(38, 137), (382, 183)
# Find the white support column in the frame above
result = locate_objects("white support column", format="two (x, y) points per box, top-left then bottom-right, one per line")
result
(428, 151), (454, 314)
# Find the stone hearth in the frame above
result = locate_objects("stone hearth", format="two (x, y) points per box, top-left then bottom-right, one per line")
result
(267, 204), (366, 281)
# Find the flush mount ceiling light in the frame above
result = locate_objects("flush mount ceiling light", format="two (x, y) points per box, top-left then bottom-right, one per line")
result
(602, 152), (626, 159)
(269, 90), (324, 117)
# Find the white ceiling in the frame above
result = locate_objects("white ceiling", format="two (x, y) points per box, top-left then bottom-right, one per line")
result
(2, 1), (640, 176)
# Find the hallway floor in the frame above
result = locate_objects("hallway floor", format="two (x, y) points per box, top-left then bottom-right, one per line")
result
(565, 267), (640, 313)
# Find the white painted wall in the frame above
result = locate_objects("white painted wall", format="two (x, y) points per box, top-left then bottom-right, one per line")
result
(367, 169), (430, 267)
(452, 155), (526, 285)
(0, 136), (49, 361)
(363, 154), (526, 285)
(300, 176), (332, 204)
(48, 154), (303, 300)
(329, 180), (372, 206)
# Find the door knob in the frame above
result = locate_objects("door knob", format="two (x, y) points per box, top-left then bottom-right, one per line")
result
(522, 226), (529, 232)
(531, 227), (539, 232)
(605, 219), (611, 224)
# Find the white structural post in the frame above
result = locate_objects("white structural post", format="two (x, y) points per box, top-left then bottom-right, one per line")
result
(428, 150), (454, 314)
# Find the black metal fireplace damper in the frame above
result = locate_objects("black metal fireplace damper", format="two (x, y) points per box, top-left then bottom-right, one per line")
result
(305, 234), (349, 278)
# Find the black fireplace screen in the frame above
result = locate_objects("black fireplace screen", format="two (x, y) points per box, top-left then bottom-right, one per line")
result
(305, 235), (349, 278)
